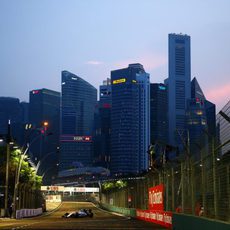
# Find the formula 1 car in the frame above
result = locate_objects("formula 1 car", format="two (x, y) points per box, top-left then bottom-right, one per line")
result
(62, 209), (93, 218)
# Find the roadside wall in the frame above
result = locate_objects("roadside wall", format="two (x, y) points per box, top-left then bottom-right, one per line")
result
(100, 203), (136, 218)
(173, 213), (230, 230)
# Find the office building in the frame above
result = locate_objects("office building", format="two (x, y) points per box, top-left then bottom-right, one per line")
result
(187, 78), (216, 159)
(150, 83), (168, 145)
(94, 79), (111, 169)
(150, 83), (168, 163)
(205, 100), (216, 137)
(166, 33), (191, 148)
(110, 64), (150, 175)
(60, 71), (97, 171)
(29, 88), (60, 182)
(0, 97), (23, 144)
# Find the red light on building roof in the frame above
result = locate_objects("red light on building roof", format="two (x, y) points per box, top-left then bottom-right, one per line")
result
(32, 90), (40, 94)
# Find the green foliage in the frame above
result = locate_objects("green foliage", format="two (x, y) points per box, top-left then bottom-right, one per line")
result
(115, 180), (127, 189)
(102, 182), (115, 191)
(10, 148), (43, 188)
(102, 180), (127, 191)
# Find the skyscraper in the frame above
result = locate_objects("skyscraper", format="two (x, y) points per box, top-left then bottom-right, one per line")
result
(0, 97), (23, 144)
(187, 77), (216, 159)
(187, 78), (208, 158)
(150, 83), (168, 163)
(94, 79), (111, 169)
(29, 88), (60, 182)
(60, 71), (97, 171)
(150, 83), (168, 145)
(110, 64), (150, 175)
(166, 33), (191, 148)
(190, 77), (216, 138)
(0, 97), (20, 134)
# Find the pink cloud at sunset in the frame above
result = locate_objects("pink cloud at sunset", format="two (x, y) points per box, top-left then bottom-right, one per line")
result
(86, 60), (104, 65)
(205, 82), (230, 111)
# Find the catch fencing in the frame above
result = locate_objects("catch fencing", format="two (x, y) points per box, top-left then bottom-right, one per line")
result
(101, 141), (230, 222)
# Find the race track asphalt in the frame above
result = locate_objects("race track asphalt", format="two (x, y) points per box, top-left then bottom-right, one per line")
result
(0, 202), (167, 229)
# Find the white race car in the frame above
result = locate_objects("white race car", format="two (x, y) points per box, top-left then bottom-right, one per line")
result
(62, 209), (93, 218)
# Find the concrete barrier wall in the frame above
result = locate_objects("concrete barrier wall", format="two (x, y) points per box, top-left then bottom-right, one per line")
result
(173, 213), (230, 230)
(100, 203), (136, 218)
(16, 208), (42, 219)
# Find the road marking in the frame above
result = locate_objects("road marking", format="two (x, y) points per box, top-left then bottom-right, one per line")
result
(11, 222), (40, 230)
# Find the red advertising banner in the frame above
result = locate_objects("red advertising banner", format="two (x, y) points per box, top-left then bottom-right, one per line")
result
(136, 209), (172, 228)
(148, 184), (164, 211)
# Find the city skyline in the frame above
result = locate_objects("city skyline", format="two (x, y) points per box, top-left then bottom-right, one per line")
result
(1, 0), (230, 111)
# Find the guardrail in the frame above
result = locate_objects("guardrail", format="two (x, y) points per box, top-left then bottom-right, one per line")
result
(100, 203), (136, 218)
(16, 208), (42, 219)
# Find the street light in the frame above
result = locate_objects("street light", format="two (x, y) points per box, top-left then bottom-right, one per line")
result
(13, 144), (30, 218)
(4, 120), (12, 217)
(43, 121), (49, 127)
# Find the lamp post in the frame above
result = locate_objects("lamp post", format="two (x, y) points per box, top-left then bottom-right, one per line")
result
(4, 141), (10, 216)
(4, 120), (12, 217)
(39, 121), (49, 161)
(34, 150), (56, 175)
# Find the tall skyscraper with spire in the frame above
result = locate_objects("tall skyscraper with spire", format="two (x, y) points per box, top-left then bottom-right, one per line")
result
(166, 33), (191, 148)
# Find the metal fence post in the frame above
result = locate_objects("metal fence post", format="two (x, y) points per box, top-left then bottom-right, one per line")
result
(190, 158), (195, 215)
(201, 149), (206, 214)
(181, 162), (185, 212)
(171, 167), (175, 211)
(227, 165), (230, 219)
(212, 137), (217, 218)
(166, 169), (169, 211)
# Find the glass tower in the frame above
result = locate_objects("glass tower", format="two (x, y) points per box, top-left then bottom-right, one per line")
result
(60, 71), (97, 171)
(110, 64), (150, 175)
(94, 79), (111, 169)
(167, 33), (191, 147)
(29, 88), (60, 182)
(150, 83), (168, 145)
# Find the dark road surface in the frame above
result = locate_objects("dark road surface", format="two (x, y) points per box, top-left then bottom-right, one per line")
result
(0, 202), (166, 229)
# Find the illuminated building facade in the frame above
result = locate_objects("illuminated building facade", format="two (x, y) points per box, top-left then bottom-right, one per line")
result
(110, 64), (150, 175)
(60, 71), (97, 171)
(187, 77), (216, 159)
